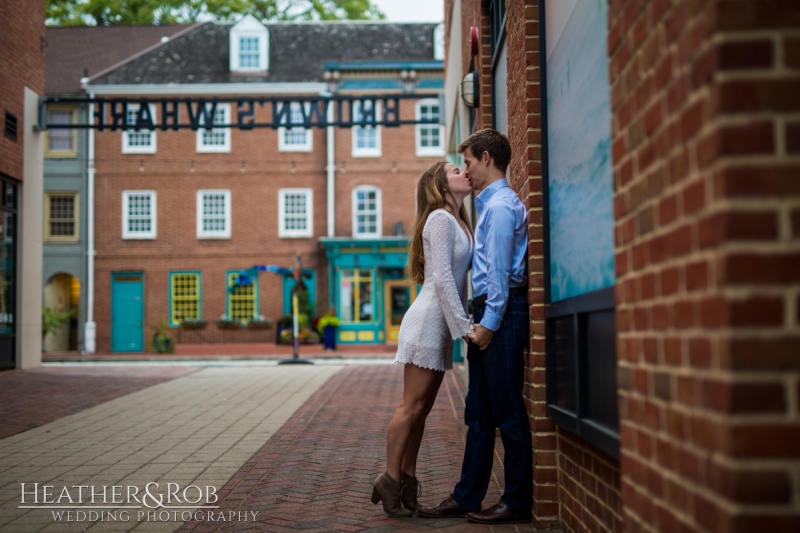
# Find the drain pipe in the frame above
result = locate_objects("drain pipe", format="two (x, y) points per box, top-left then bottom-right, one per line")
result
(84, 93), (96, 354)
(325, 95), (335, 237)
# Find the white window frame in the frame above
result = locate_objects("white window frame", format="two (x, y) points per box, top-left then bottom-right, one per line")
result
(278, 188), (314, 238)
(196, 189), (231, 239)
(415, 99), (445, 156)
(229, 15), (269, 72)
(122, 103), (157, 154)
(196, 103), (231, 153)
(122, 190), (157, 240)
(352, 100), (382, 158)
(352, 186), (382, 239)
(277, 102), (313, 152)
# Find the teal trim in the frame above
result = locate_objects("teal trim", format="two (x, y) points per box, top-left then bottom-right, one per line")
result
(283, 269), (317, 315)
(111, 272), (144, 352)
(417, 79), (445, 90)
(168, 271), (202, 328)
(226, 269), (259, 320)
(325, 60), (443, 71)
(339, 80), (404, 90)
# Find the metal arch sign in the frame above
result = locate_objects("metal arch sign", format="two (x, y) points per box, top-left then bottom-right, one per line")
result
(39, 94), (444, 131)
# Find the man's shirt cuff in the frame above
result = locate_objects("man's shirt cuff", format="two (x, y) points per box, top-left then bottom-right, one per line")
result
(479, 310), (503, 332)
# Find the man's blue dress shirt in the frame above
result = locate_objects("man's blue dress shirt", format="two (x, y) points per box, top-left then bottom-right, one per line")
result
(472, 178), (528, 331)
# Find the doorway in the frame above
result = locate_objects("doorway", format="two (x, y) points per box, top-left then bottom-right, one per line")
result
(111, 272), (144, 352)
(43, 273), (80, 352)
(384, 280), (417, 343)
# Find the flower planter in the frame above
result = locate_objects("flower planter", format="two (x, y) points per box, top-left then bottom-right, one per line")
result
(246, 321), (273, 330)
(216, 321), (243, 330)
(179, 321), (208, 330)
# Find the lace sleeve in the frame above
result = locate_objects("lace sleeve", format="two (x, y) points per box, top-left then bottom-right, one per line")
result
(425, 211), (472, 340)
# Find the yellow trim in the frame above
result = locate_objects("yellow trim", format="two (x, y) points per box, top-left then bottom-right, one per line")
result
(227, 272), (257, 322)
(384, 280), (417, 343)
(339, 248), (372, 254)
(340, 269), (375, 324)
(43, 106), (78, 159)
(170, 272), (200, 326)
(43, 192), (79, 243)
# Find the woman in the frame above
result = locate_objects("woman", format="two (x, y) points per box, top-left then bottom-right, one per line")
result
(371, 161), (474, 517)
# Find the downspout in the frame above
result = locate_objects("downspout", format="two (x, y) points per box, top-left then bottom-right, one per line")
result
(326, 100), (335, 238)
(84, 93), (96, 354)
(325, 97), (336, 311)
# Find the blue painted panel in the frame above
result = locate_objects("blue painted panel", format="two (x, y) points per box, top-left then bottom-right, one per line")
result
(111, 273), (144, 352)
(416, 79), (444, 90)
(546, 0), (616, 302)
(283, 269), (317, 316)
(338, 80), (404, 90)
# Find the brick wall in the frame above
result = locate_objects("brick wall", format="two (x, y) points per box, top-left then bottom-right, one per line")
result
(610, 0), (800, 531)
(93, 93), (442, 352)
(0, 0), (45, 181)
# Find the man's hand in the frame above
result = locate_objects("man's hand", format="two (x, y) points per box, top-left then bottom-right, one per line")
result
(466, 323), (494, 350)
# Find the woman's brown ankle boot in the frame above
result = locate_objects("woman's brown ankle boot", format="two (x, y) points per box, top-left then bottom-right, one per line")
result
(400, 472), (421, 512)
(371, 471), (412, 517)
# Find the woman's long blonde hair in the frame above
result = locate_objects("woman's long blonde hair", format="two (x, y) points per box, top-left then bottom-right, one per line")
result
(405, 161), (473, 285)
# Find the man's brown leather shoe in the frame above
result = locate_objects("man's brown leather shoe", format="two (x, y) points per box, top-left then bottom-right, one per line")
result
(465, 502), (531, 524)
(416, 496), (472, 518)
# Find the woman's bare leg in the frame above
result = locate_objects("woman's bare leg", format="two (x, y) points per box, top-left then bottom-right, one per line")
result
(400, 372), (443, 477)
(386, 364), (445, 482)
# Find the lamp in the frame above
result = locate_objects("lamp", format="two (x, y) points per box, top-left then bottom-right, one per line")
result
(461, 71), (479, 108)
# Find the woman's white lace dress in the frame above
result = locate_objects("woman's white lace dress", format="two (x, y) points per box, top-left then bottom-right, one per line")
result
(395, 209), (473, 372)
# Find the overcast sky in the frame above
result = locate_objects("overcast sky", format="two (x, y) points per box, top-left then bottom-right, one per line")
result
(372, 0), (444, 22)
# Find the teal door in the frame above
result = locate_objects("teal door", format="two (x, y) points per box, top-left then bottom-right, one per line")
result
(111, 273), (144, 352)
(283, 270), (317, 316)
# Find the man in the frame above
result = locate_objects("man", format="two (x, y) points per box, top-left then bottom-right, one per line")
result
(418, 129), (531, 524)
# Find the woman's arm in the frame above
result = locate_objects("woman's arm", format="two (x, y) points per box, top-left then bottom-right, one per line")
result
(426, 211), (472, 340)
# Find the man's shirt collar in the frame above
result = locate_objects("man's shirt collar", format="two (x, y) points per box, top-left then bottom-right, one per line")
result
(475, 178), (509, 214)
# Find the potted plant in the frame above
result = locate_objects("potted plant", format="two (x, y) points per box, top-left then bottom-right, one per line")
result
(152, 320), (174, 354)
(317, 310), (341, 351)
(42, 306), (74, 351)
(216, 315), (243, 329)
(179, 317), (208, 330)
(247, 314), (273, 329)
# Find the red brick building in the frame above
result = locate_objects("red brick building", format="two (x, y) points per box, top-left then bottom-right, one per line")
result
(66, 18), (446, 352)
(0, 0), (45, 368)
(445, 0), (800, 531)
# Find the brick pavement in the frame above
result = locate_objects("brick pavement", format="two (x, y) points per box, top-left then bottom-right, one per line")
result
(180, 364), (531, 533)
(0, 366), (198, 439)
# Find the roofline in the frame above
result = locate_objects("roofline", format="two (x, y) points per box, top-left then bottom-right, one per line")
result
(86, 82), (329, 95)
(213, 20), (442, 25)
(86, 22), (205, 84)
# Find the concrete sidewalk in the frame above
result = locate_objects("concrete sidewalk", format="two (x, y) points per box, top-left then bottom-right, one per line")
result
(0, 363), (530, 532)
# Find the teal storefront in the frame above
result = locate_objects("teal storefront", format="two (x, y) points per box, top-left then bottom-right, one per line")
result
(320, 237), (416, 345)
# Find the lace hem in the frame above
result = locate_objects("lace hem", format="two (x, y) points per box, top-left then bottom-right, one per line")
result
(394, 345), (452, 372)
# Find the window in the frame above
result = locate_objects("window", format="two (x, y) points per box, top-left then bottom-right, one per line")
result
(196, 103), (231, 153)
(197, 190), (231, 239)
(122, 103), (157, 154)
(416, 100), (445, 156)
(227, 271), (258, 322)
(44, 193), (79, 242)
(278, 188), (313, 238)
(229, 15), (269, 72)
(44, 107), (77, 158)
(352, 100), (381, 157)
(352, 186), (381, 238)
(122, 191), (156, 239)
(169, 272), (201, 327)
(278, 103), (312, 152)
(239, 37), (260, 68)
(339, 269), (374, 323)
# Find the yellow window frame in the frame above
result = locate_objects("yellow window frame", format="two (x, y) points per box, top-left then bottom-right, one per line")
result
(169, 272), (201, 327)
(44, 192), (79, 243)
(44, 105), (78, 158)
(339, 268), (375, 324)
(227, 272), (258, 322)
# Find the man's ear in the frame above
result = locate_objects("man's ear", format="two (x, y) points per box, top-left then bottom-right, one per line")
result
(482, 150), (492, 167)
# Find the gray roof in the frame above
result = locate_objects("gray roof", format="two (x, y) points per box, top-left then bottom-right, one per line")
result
(91, 22), (438, 85)
(45, 24), (194, 95)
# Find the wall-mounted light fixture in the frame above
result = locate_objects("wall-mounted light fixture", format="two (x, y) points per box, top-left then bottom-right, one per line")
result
(461, 71), (479, 108)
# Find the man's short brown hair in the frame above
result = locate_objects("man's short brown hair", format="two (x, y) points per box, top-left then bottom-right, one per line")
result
(458, 129), (511, 173)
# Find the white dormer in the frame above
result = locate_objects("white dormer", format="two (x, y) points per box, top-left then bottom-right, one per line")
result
(433, 23), (445, 61)
(229, 15), (269, 73)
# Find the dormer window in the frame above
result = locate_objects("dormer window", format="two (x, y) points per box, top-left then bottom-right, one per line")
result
(229, 15), (269, 73)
